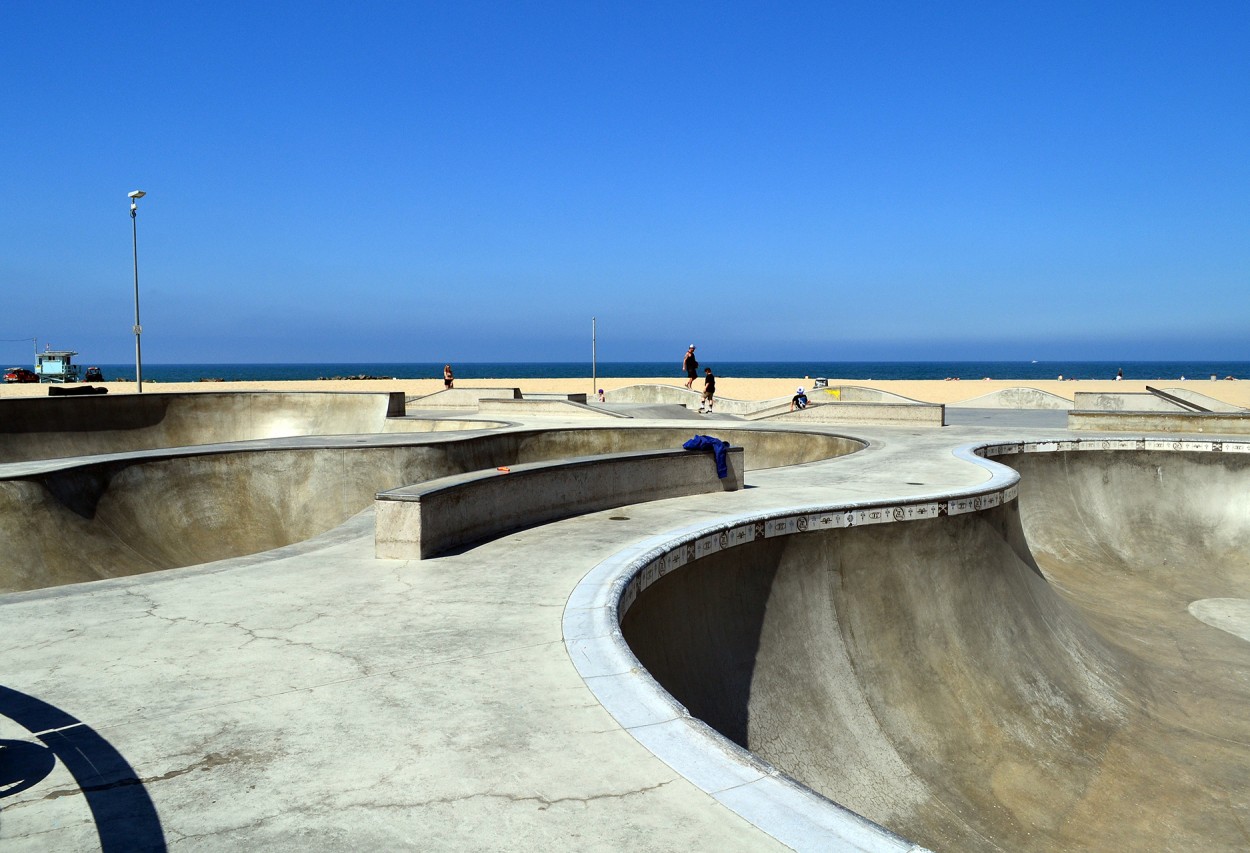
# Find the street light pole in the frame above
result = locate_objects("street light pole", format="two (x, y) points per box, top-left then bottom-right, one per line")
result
(128, 190), (146, 392)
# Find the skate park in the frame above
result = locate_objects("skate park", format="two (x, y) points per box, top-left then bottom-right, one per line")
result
(2, 385), (1250, 851)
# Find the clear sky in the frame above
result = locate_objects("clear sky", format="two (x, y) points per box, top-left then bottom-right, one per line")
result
(3, 1), (1248, 365)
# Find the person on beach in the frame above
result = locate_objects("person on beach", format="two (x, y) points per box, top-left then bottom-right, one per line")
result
(790, 387), (808, 411)
(443, 364), (454, 389)
(1116, 368), (1123, 381)
(698, 367), (716, 413)
(682, 345), (698, 389)
(597, 388), (605, 402)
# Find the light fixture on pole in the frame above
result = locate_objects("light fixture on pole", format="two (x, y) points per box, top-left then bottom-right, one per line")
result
(128, 190), (146, 392)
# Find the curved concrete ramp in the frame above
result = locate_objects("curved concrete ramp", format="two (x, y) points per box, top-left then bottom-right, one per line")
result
(606, 384), (927, 415)
(410, 387), (522, 408)
(0, 426), (861, 593)
(605, 384), (777, 415)
(946, 386), (1073, 409)
(621, 448), (1250, 851)
(602, 403), (708, 420)
(810, 385), (927, 405)
(1074, 388), (1246, 413)
(0, 392), (404, 462)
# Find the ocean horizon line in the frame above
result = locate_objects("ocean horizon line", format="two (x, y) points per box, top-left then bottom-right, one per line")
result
(63, 359), (1250, 384)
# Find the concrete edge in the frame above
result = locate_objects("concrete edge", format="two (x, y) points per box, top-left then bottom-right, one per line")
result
(1068, 410), (1250, 434)
(375, 447), (745, 559)
(560, 441), (1026, 852)
(752, 401), (945, 427)
(563, 434), (1250, 850)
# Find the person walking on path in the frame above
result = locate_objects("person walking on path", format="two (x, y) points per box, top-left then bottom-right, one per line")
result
(698, 366), (716, 413)
(682, 345), (698, 389)
(443, 364), (454, 389)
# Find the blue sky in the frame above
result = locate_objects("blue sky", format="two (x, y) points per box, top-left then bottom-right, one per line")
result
(3, 1), (1248, 364)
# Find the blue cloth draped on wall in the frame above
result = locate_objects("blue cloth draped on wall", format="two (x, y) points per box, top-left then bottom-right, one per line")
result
(682, 434), (730, 478)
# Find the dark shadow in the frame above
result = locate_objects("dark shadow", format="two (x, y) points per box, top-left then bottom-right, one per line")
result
(0, 739), (57, 797)
(0, 685), (166, 852)
(620, 537), (781, 746)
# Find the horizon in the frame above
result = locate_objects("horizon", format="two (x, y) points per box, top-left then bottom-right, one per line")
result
(27, 358), (1250, 366)
(5, 3), (1248, 364)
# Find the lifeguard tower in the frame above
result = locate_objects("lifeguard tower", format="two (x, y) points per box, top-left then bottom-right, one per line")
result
(35, 350), (80, 383)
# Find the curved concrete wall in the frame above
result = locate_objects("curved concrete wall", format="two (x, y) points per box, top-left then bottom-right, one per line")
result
(603, 384), (772, 415)
(607, 443), (1250, 851)
(0, 392), (405, 462)
(377, 446), (744, 559)
(0, 426), (861, 593)
(947, 387), (1072, 409)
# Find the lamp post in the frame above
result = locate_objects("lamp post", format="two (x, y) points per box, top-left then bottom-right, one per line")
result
(128, 190), (146, 391)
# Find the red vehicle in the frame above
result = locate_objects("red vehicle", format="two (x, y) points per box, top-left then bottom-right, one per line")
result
(4, 367), (38, 383)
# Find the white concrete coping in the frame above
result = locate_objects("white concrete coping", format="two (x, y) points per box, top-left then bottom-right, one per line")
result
(375, 445), (745, 559)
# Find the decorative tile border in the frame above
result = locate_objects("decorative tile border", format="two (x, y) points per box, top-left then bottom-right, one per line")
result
(977, 437), (1250, 456)
(615, 445), (1022, 621)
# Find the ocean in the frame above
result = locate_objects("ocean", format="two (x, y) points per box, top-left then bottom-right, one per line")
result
(77, 360), (1250, 383)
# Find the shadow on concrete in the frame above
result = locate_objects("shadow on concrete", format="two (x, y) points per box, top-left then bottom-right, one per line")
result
(0, 685), (166, 852)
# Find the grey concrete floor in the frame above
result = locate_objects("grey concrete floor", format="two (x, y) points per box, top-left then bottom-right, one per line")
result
(1, 410), (1225, 851)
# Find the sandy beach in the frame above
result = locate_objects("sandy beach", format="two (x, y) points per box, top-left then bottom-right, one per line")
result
(2, 375), (1249, 408)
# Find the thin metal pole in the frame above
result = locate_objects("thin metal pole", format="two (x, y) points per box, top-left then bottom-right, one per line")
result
(131, 201), (143, 392)
(591, 316), (597, 396)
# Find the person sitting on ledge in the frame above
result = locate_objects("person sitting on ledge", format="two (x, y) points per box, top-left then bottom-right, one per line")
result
(790, 387), (808, 411)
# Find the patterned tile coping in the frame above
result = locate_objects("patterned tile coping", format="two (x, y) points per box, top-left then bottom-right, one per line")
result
(562, 436), (1247, 852)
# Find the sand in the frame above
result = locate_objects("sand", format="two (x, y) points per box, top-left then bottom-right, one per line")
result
(2, 375), (1249, 408)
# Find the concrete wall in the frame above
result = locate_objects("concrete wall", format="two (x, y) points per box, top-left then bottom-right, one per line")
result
(1069, 410), (1250, 433)
(376, 446), (745, 559)
(1072, 392), (1185, 412)
(757, 402), (945, 427)
(1074, 390), (1244, 413)
(948, 387), (1073, 410)
(478, 399), (625, 418)
(812, 386), (926, 404)
(1, 425), (859, 592)
(0, 391), (404, 463)
(603, 384), (778, 415)
(410, 387), (522, 408)
(523, 392), (589, 403)
(604, 441), (1250, 850)
(382, 417), (509, 433)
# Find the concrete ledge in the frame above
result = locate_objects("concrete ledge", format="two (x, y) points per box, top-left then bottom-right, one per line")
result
(1068, 410), (1250, 433)
(756, 402), (945, 427)
(411, 387), (522, 408)
(478, 398), (626, 418)
(1072, 392), (1185, 412)
(375, 446), (745, 559)
(1074, 390), (1244, 413)
(523, 392), (589, 403)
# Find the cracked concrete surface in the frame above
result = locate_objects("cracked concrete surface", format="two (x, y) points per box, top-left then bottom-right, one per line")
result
(2, 410), (1247, 850)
